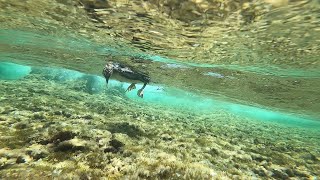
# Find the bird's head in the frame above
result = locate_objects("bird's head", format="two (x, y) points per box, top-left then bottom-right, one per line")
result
(105, 61), (114, 69)
(103, 61), (115, 84)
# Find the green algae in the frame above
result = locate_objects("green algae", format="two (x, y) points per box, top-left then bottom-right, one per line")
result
(0, 75), (319, 179)
(0, 120), (35, 149)
(1, 0), (320, 179)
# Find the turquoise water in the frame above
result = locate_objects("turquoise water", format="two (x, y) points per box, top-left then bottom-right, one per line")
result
(0, 30), (320, 179)
(1, 62), (319, 129)
(1, 0), (320, 178)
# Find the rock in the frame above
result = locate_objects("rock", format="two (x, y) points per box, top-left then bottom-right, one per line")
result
(251, 153), (269, 162)
(208, 147), (220, 156)
(272, 168), (289, 179)
(1, 107), (15, 114)
(13, 122), (28, 129)
(235, 153), (252, 162)
(55, 138), (89, 152)
(104, 135), (125, 153)
(300, 153), (318, 162)
(104, 146), (117, 153)
(0, 157), (14, 169)
(109, 139), (124, 149)
(161, 134), (173, 141)
(26, 144), (49, 160)
(253, 138), (262, 144)
(293, 169), (310, 177)
(33, 112), (45, 119)
(49, 131), (76, 144)
(107, 122), (145, 138)
(53, 111), (63, 115)
(0, 115), (7, 121)
(284, 168), (294, 177)
(16, 156), (26, 163)
(264, 0), (288, 7)
(80, 0), (111, 9)
(253, 167), (268, 177)
(82, 114), (93, 119)
(61, 111), (72, 118)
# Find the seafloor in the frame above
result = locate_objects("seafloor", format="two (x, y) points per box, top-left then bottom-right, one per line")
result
(0, 74), (319, 179)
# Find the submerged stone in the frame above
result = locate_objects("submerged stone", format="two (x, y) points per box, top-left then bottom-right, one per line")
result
(15, 156), (26, 164)
(109, 139), (124, 149)
(13, 122), (28, 129)
(104, 137), (125, 153)
(55, 138), (89, 152)
(47, 131), (76, 144)
(272, 168), (289, 179)
(161, 134), (173, 141)
(107, 122), (145, 138)
(26, 144), (49, 160)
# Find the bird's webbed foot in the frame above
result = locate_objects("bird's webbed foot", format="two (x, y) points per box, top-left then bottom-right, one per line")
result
(126, 83), (136, 92)
(137, 89), (144, 98)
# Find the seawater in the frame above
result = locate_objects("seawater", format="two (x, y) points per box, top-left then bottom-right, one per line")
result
(1, 0), (320, 179)
(1, 28), (320, 179)
(1, 61), (319, 128)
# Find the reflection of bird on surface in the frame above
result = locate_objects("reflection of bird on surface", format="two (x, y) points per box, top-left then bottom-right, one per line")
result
(103, 61), (150, 98)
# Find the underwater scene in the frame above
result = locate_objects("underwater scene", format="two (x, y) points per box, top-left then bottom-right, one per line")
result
(0, 0), (320, 179)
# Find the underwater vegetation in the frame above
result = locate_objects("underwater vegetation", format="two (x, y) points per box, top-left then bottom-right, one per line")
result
(1, 0), (320, 179)
(0, 62), (319, 179)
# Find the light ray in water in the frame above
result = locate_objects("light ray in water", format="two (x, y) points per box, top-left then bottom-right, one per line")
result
(1, 61), (319, 128)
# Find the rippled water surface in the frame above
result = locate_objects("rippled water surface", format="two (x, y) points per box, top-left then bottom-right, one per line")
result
(1, 0), (319, 116)
(0, 0), (320, 179)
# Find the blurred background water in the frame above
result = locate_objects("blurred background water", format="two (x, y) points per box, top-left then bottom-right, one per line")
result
(1, 0), (319, 120)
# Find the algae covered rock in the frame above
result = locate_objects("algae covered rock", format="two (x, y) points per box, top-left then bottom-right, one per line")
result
(80, 0), (110, 9)
(104, 139), (124, 153)
(104, 133), (128, 153)
(48, 131), (76, 144)
(55, 138), (92, 152)
(160, 134), (173, 141)
(107, 122), (146, 138)
(26, 144), (49, 160)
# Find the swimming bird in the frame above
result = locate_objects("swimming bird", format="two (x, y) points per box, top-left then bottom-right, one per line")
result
(103, 61), (150, 98)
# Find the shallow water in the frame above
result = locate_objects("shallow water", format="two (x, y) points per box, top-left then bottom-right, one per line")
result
(1, 0), (320, 179)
